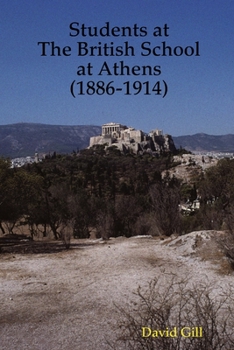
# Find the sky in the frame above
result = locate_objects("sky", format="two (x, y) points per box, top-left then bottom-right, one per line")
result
(1, 0), (234, 136)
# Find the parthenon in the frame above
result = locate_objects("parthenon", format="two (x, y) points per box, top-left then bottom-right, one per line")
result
(102, 122), (126, 136)
(89, 122), (176, 154)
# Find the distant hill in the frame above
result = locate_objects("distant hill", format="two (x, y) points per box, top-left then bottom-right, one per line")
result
(0, 123), (233, 158)
(173, 133), (234, 153)
(0, 123), (101, 158)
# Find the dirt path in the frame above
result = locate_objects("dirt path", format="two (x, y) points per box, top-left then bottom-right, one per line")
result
(0, 233), (233, 350)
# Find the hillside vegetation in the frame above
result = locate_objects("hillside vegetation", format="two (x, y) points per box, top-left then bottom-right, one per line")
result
(0, 145), (234, 246)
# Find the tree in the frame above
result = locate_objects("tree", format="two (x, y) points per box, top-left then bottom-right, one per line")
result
(114, 196), (143, 237)
(68, 190), (97, 238)
(199, 159), (234, 231)
(0, 165), (44, 235)
(149, 174), (181, 236)
(42, 184), (70, 239)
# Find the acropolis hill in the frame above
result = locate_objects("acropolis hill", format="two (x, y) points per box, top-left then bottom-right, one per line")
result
(89, 122), (176, 155)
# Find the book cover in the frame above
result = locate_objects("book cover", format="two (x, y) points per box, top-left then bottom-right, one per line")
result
(1, 1), (234, 349)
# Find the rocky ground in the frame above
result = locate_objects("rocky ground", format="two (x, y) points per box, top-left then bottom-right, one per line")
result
(0, 231), (233, 350)
(168, 154), (218, 183)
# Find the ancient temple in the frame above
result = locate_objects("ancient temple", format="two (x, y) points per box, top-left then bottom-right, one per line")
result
(89, 122), (176, 155)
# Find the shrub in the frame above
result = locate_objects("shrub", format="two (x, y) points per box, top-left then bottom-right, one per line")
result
(108, 275), (234, 349)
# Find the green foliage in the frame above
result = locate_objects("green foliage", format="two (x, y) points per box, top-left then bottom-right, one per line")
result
(10, 151), (177, 239)
(198, 158), (234, 231)
(149, 174), (181, 236)
(3, 152), (234, 241)
(180, 183), (197, 202)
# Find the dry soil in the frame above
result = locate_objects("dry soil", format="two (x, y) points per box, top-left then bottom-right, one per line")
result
(0, 231), (233, 350)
